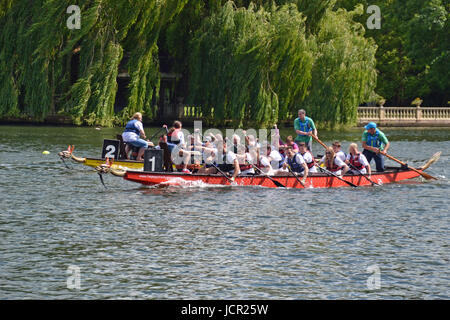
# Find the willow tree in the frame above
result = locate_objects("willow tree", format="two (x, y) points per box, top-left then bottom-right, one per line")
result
(188, 2), (314, 127)
(303, 5), (377, 126)
(0, 0), (187, 125)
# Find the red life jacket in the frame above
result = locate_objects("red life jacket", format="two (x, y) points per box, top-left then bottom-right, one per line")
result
(326, 156), (343, 172)
(300, 151), (315, 169)
(239, 164), (253, 171)
(349, 153), (364, 170)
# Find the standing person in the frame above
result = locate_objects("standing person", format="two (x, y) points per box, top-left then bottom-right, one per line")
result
(361, 122), (390, 172)
(346, 143), (371, 176)
(294, 109), (317, 152)
(332, 141), (346, 162)
(122, 112), (148, 161)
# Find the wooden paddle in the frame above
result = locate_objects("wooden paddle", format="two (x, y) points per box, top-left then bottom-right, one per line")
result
(312, 135), (328, 150)
(286, 165), (305, 187)
(383, 153), (438, 180)
(315, 164), (358, 188)
(347, 163), (380, 186)
(250, 163), (286, 188)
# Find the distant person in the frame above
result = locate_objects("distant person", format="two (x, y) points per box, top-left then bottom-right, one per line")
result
(332, 141), (346, 162)
(361, 122), (390, 172)
(294, 109), (317, 152)
(122, 112), (148, 161)
(346, 143), (371, 176)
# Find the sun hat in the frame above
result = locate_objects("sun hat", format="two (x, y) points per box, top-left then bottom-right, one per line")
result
(365, 122), (377, 130)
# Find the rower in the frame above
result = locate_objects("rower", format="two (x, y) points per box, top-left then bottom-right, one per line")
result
(217, 143), (241, 181)
(318, 147), (349, 177)
(332, 141), (346, 162)
(297, 142), (317, 173)
(346, 143), (371, 176)
(361, 122), (390, 172)
(282, 146), (309, 184)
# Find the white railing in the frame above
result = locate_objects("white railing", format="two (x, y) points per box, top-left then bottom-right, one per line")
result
(358, 106), (450, 125)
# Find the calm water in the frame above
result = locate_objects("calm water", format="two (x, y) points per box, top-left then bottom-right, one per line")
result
(0, 125), (449, 299)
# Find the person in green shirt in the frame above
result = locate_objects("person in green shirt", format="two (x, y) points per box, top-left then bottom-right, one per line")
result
(294, 109), (317, 152)
(361, 122), (390, 172)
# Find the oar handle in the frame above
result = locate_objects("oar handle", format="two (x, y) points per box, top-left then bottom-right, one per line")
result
(148, 127), (165, 142)
(312, 135), (328, 150)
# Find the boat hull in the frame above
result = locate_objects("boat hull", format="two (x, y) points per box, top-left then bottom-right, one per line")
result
(123, 168), (423, 189)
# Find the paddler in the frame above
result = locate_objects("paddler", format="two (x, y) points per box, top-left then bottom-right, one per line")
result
(297, 142), (317, 173)
(318, 147), (350, 177)
(122, 112), (150, 161)
(361, 122), (390, 172)
(294, 109), (317, 152)
(345, 143), (371, 176)
(281, 146), (309, 184)
(332, 141), (346, 162)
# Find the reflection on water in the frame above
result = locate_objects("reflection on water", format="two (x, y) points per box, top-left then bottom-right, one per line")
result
(0, 125), (449, 299)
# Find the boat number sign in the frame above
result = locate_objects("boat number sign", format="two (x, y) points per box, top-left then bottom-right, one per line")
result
(101, 139), (120, 160)
(144, 149), (164, 172)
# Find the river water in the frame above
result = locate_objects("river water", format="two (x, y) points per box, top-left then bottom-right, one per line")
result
(0, 125), (448, 299)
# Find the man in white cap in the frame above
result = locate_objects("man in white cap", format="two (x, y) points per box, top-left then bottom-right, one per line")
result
(361, 122), (390, 172)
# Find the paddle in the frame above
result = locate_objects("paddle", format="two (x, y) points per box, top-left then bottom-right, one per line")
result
(347, 163), (380, 186)
(211, 163), (235, 183)
(249, 163), (286, 188)
(383, 153), (438, 180)
(315, 164), (358, 188)
(312, 134), (328, 150)
(286, 165), (305, 187)
(148, 126), (168, 142)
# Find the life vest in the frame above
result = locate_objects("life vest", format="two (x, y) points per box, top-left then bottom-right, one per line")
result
(298, 117), (312, 134)
(287, 153), (305, 173)
(124, 119), (140, 135)
(366, 129), (381, 148)
(167, 129), (181, 145)
(326, 156), (343, 172)
(349, 153), (364, 170)
(217, 153), (235, 172)
(300, 150), (315, 169)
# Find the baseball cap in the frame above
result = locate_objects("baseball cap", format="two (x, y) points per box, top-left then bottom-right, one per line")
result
(365, 122), (377, 130)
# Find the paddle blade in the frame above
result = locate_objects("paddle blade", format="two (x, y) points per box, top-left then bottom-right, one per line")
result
(421, 152), (441, 171)
(272, 179), (286, 188)
(417, 170), (438, 180)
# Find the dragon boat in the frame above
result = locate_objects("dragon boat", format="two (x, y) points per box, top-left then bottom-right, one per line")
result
(99, 152), (440, 189)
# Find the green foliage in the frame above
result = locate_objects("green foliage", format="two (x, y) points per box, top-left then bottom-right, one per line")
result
(188, 1), (377, 127)
(304, 5), (377, 126)
(0, 0), (187, 125)
(0, 0), (447, 126)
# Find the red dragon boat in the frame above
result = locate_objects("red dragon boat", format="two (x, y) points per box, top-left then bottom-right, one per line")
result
(117, 166), (426, 188)
(98, 151), (440, 189)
